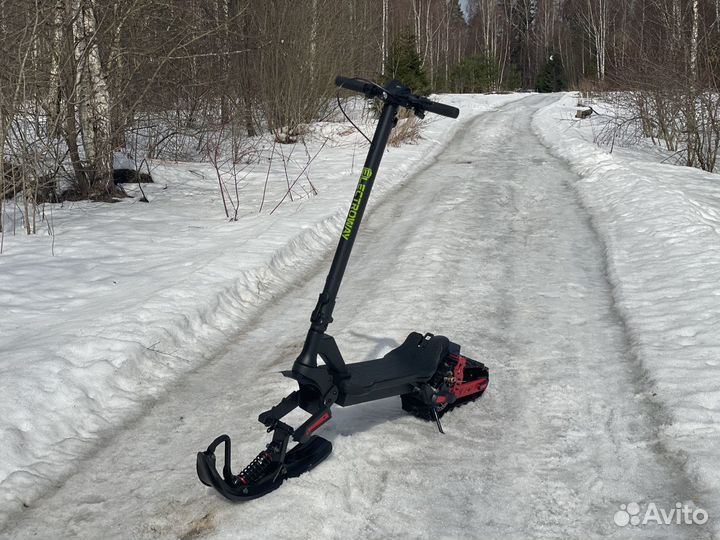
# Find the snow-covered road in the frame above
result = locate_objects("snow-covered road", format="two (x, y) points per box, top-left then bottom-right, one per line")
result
(2, 95), (712, 539)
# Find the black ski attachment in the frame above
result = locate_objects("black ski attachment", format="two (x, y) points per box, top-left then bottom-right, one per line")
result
(196, 429), (332, 501)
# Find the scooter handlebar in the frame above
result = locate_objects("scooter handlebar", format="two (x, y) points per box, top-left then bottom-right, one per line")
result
(335, 76), (459, 119)
(412, 96), (459, 119)
(335, 76), (381, 97)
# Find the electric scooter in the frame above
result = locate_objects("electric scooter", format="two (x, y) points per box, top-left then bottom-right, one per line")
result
(196, 76), (489, 501)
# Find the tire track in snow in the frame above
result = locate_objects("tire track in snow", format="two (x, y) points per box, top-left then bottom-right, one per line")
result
(2, 96), (710, 540)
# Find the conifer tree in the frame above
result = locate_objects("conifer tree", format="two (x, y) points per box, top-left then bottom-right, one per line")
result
(382, 33), (431, 96)
(536, 54), (567, 93)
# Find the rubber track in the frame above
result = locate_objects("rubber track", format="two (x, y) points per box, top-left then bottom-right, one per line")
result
(401, 388), (487, 421)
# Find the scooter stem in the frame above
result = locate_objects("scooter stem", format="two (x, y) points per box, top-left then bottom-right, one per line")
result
(296, 99), (400, 368)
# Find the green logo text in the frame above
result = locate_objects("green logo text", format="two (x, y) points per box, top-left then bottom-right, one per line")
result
(342, 167), (373, 240)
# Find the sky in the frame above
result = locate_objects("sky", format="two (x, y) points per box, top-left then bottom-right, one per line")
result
(459, 0), (471, 20)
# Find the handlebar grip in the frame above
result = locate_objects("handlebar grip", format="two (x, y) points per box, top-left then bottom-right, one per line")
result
(415, 97), (460, 119)
(335, 76), (376, 96)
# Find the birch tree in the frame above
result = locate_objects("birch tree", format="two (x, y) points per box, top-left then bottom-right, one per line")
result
(580, 0), (608, 80)
(382, 0), (389, 75)
(72, 0), (113, 192)
(691, 0), (700, 81)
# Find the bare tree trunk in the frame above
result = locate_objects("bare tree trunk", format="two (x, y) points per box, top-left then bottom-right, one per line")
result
(444, 0), (451, 87)
(382, 0), (388, 75)
(673, 0), (683, 47)
(583, 0), (607, 80)
(412, 0), (421, 53)
(47, 0), (64, 135)
(73, 0), (113, 191)
(310, 0), (319, 81)
(691, 0), (700, 81)
(62, 0), (87, 193)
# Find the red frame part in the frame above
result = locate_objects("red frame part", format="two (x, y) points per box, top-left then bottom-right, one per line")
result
(449, 354), (489, 399)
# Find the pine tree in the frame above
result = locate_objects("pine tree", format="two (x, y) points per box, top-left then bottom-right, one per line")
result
(382, 33), (431, 96)
(450, 54), (501, 93)
(536, 54), (567, 93)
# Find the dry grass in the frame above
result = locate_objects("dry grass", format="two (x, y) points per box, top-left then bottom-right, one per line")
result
(388, 109), (422, 147)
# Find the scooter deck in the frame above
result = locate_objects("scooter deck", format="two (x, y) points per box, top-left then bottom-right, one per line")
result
(336, 332), (449, 406)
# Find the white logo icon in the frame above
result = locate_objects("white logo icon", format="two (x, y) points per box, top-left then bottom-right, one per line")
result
(614, 502), (642, 526)
(614, 502), (708, 527)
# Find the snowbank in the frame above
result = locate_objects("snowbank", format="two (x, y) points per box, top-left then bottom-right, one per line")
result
(534, 95), (720, 516)
(0, 93), (525, 525)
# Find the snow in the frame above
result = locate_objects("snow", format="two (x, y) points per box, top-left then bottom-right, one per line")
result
(534, 93), (720, 535)
(2, 92), (719, 539)
(0, 93), (525, 528)
(113, 152), (138, 170)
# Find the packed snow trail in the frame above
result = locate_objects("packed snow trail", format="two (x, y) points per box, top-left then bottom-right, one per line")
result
(1, 95), (710, 540)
